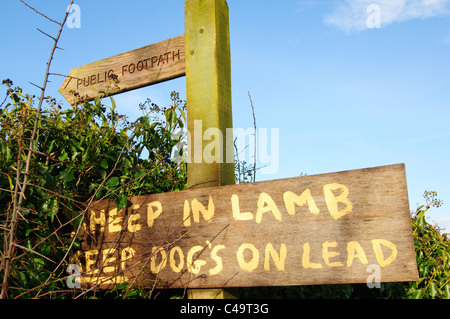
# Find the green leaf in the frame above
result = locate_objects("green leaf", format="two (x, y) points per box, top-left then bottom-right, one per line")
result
(110, 96), (116, 112)
(115, 194), (128, 212)
(135, 171), (146, 180)
(7, 174), (14, 191)
(58, 152), (69, 162)
(89, 182), (99, 193)
(40, 245), (52, 256)
(100, 169), (107, 180)
(11, 93), (20, 103)
(100, 159), (108, 169)
(72, 239), (81, 250)
(444, 285), (450, 299)
(125, 158), (132, 168)
(82, 150), (90, 165)
(105, 176), (120, 188)
(59, 168), (75, 184)
(16, 92), (26, 99)
(410, 289), (422, 299)
(33, 258), (45, 271)
(430, 282), (439, 298)
(17, 272), (28, 286)
(46, 198), (59, 223)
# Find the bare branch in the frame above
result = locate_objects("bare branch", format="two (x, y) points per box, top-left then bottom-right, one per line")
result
(28, 82), (44, 91)
(13, 243), (57, 265)
(48, 73), (82, 81)
(19, 0), (61, 25)
(37, 28), (57, 41)
(0, 0), (75, 299)
(0, 188), (13, 194)
(248, 91), (257, 183)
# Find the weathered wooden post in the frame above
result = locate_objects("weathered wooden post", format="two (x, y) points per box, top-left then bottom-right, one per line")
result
(184, 0), (237, 299)
(185, 0), (235, 190)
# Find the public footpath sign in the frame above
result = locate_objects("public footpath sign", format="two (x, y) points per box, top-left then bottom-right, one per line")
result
(59, 35), (185, 105)
(60, 0), (418, 291)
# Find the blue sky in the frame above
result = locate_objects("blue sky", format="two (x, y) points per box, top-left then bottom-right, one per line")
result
(1, 0), (449, 233)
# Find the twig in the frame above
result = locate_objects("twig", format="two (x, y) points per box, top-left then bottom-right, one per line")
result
(248, 92), (257, 183)
(19, 0), (61, 25)
(0, 90), (9, 109)
(1, 106), (27, 299)
(48, 73), (83, 81)
(29, 82), (44, 91)
(0, 0), (74, 300)
(36, 28), (57, 42)
(234, 138), (241, 183)
(13, 243), (56, 264)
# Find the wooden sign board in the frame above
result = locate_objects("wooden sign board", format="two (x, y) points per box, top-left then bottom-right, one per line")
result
(74, 164), (418, 289)
(59, 35), (185, 105)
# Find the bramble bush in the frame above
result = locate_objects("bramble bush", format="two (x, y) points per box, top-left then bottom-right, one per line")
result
(0, 80), (186, 298)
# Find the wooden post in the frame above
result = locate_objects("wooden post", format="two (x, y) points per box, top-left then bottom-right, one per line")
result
(185, 0), (236, 299)
(185, 0), (235, 190)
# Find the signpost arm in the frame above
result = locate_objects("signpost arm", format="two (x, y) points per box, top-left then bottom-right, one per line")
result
(185, 0), (236, 299)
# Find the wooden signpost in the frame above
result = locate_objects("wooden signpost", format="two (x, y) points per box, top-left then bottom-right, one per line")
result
(77, 164), (418, 289)
(59, 35), (186, 105)
(59, 0), (419, 297)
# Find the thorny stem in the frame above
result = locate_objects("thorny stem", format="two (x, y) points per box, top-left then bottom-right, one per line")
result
(0, 0), (74, 299)
(248, 92), (257, 183)
(19, 0), (61, 25)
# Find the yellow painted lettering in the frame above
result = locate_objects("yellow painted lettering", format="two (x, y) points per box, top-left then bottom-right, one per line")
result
(169, 246), (184, 273)
(102, 248), (117, 274)
(127, 204), (141, 233)
(187, 245), (207, 274)
(108, 208), (123, 233)
(323, 183), (353, 220)
(231, 194), (253, 221)
(283, 189), (320, 216)
(256, 192), (282, 224)
(302, 243), (323, 269)
(85, 250), (99, 276)
(191, 196), (215, 223)
(264, 243), (287, 271)
(183, 200), (191, 227)
(237, 243), (259, 272)
(372, 239), (397, 267)
(150, 247), (167, 274)
(89, 209), (105, 233)
(347, 241), (368, 267)
(121, 247), (135, 271)
(322, 241), (343, 267)
(147, 201), (162, 228)
(209, 245), (225, 276)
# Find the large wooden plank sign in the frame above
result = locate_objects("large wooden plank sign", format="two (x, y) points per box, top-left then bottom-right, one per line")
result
(59, 35), (185, 105)
(74, 164), (419, 289)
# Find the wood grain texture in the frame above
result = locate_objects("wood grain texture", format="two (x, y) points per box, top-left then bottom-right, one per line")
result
(185, 0), (235, 190)
(184, 0), (235, 299)
(76, 164), (419, 289)
(59, 35), (185, 105)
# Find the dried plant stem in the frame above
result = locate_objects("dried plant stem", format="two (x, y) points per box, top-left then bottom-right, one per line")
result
(0, 0), (74, 299)
(248, 92), (257, 183)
